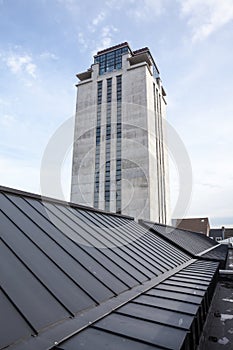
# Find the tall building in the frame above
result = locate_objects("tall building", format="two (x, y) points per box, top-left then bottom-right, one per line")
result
(71, 42), (169, 223)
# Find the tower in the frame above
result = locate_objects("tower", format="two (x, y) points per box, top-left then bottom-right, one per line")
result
(71, 42), (169, 223)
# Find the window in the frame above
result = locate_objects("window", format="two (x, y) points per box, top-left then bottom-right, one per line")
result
(115, 75), (122, 212)
(104, 79), (112, 211)
(94, 46), (129, 75)
(94, 81), (103, 208)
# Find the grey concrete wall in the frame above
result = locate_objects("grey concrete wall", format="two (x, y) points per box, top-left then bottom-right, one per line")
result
(71, 51), (170, 224)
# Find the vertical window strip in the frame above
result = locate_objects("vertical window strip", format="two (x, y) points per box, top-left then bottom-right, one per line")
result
(94, 81), (103, 208)
(157, 91), (164, 223)
(154, 84), (161, 222)
(105, 78), (112, 211)
(116, 75), (122, 213)
(158, 94), (166, 223)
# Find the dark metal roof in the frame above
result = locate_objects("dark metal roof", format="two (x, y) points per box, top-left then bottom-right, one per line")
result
(199, 244), (228, 262)
(133, 47), (150, 55)
(0, 186), (192, 350)
(57, 260), (219, 350)
(96, 42), (131, 56)
(140, 220), (219, 256)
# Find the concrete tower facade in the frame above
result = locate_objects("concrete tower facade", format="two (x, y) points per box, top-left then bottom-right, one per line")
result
(71, 42), (169, 223)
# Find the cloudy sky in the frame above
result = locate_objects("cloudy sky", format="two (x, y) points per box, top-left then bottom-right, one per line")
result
(0, 0), (232, 227)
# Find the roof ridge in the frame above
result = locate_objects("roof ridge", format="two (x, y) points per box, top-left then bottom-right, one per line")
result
(0, 185), (134, 219)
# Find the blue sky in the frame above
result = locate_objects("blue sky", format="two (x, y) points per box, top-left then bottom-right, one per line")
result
(0, 0), (233, 227)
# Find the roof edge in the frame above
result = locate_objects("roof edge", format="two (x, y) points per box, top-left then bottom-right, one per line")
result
(95, 41), (131, 56)
(0, 185), (134, 220)
(10, 259), (196, 350)
(143, 218), (216, 241)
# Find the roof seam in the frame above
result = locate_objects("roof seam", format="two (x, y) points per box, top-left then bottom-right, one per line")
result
(61, 206), (149, 281)
(3, 194), (102, 304)
(10, 259), (197, 350)
(0, 236), (76, 318)
(51, 204), (136, 290)
(131, 299), (194, 316)
(80, 210), (166, 275)
(48, 202), (147, 283)
(114, 310), (190, 331)
(23, 196), (134, 290)
(139, 220), (195, 258)
(90, 325), (169, 350)
(0, 284), (38, 336)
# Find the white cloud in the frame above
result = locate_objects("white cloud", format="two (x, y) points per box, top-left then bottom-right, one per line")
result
(40, 52), (59, 60)
(78, 22), (118, 55)
(5, 53), (37, 78)
(25, 62), (37, 78)
(93, 25), (118, 54)
(105, 0), (165, 20)
(128, 0), (165, 20)
(102, 25), (117, 36)
(88, 11), (106, 33)
(92, 11), (106, 26)
(78, 32), (88, 51)
(179, 0), (233, 42)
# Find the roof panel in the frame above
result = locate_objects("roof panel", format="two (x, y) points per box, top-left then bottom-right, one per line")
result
(1, 194), (113, 304)
(94, 313), (187, 349)
(116, 302), (194, 329)
(175, 272), (212, 281)
(0, 187), (221, 350)
(169, 276), (209, 286)
(0, 289), (34, 350)
(91, 212), (191, 267)
(146, 288), (202, 304)
(59, 259), (219, 350)
(60, 327), (160, 350)
(79, 211), (166, 276)
(23, 197), (136, 290)
(201, 244), (228, 262)
(134, 294), (199, 315)
(163, 280), (208, 291)
(0, 239), (69, 331)
(0, 210), (96, 314)
(96, 213), (190, 260)
(141, 220), (218, 256)
(156, 283), (205, 297)
(43, 202), (147, 283)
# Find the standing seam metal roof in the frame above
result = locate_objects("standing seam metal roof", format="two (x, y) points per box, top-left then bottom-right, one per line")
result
(57, 260), (219, 350)
(0, 186), (224, 350)
(0, 188), (191, 350)
(140, 220), (217, 255)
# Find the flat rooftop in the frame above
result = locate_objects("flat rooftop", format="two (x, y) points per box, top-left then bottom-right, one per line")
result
(198, 248), (233, 349)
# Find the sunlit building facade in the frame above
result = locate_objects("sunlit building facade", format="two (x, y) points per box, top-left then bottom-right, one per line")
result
(71, 42), (169, 223)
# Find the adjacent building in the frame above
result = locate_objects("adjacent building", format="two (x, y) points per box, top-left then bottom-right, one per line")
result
(172, 217), (210, 236)
(209, 226), (233, 242)
(71, 42), (169, 223)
